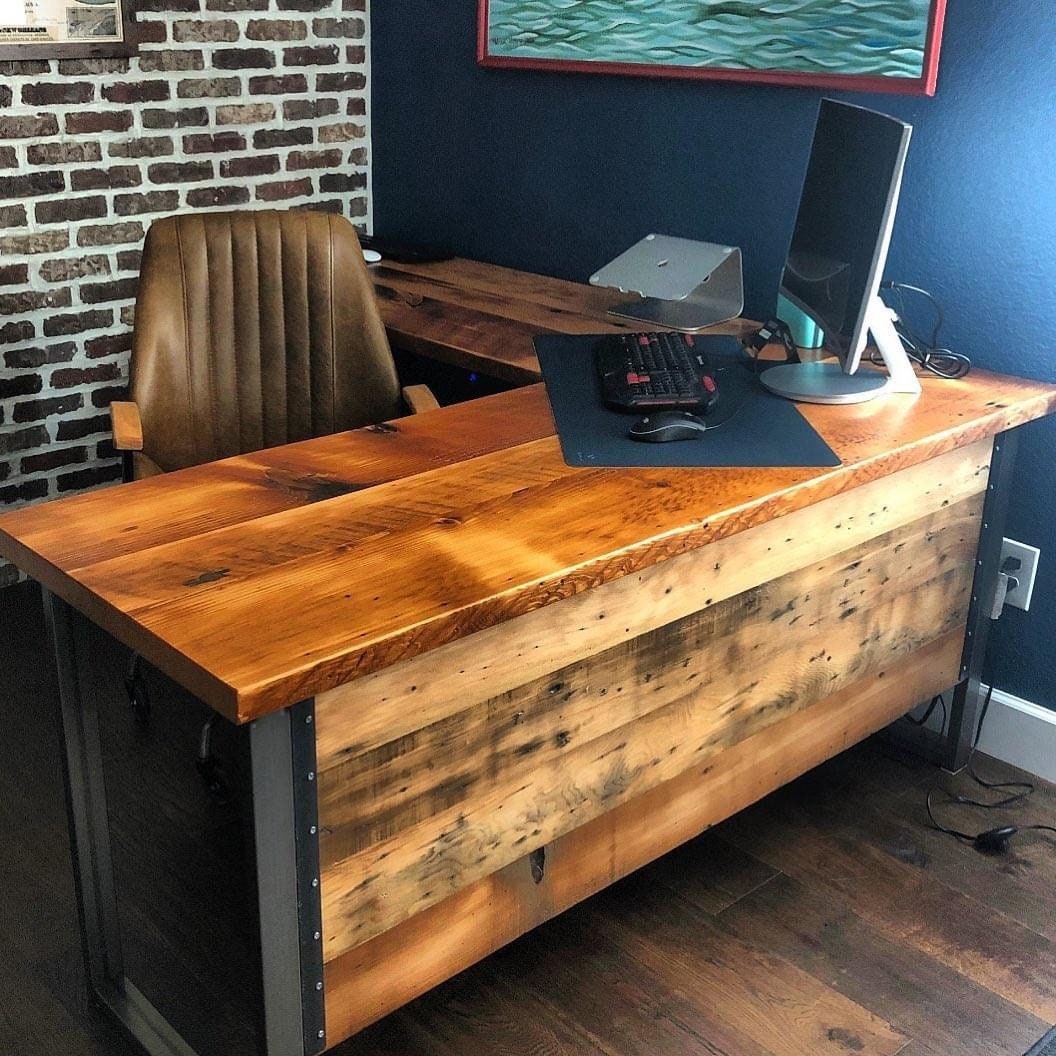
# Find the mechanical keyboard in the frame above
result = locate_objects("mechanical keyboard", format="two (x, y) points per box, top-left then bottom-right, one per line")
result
(595, 331), (719, 413)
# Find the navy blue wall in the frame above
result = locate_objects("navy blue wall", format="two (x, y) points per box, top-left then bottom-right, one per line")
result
(372, 0), (1056, 708)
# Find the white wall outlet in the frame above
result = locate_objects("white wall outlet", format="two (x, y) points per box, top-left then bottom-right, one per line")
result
(999, 537), (1041, 612)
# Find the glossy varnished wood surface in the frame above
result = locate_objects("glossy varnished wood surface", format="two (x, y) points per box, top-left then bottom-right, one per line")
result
(372, 257), (759, 383)
(1, 364), (1055, 722)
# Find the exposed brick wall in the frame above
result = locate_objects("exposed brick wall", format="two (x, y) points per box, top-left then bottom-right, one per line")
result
(0, 0), (371, 586)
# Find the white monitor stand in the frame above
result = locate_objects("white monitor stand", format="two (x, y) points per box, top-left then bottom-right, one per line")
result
(759, 295), (921, 405)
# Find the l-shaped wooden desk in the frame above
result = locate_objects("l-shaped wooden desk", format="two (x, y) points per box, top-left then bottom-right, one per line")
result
(2, 257), (1055, 1056)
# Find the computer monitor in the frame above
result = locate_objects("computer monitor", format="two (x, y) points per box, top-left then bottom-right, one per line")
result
(761, 99), (921, 405)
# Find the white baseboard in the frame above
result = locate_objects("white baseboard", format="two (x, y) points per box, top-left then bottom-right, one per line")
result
(976, 687), (1056, 783)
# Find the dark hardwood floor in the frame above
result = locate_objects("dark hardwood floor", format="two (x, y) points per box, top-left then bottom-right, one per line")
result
(2, 579), (1054, 1056)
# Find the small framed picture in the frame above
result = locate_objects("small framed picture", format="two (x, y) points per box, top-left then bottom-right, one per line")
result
(0, 0), (137, 59)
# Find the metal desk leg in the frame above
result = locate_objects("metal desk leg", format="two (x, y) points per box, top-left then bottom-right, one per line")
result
(942, 430), (1018, 773)
(44, 588), (200, 1056)
(44, 591), (326, 1056)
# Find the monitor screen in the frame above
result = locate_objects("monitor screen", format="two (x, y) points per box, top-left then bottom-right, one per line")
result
(779, 100), (912, 369)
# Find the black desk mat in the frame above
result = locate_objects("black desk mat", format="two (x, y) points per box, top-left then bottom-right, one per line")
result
(533, 333), (841, 469)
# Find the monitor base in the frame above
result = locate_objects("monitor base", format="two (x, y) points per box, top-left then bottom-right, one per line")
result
(759, 362), (889, 405)
(762, 295), (922, 405)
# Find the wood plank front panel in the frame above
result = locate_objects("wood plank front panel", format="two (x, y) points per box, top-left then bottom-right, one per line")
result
(313, 439), (991, 769)
(316, 455), (986, 965)
(321, 629), (964, 1047)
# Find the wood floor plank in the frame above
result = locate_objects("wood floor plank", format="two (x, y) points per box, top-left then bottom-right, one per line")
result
(711, 862), (1047, 1056)
(720, 794), (1056, 1021)
(588, 879), (907, 1056)
(763, 753), (1056, 944)
(491, 913), (778, 1056)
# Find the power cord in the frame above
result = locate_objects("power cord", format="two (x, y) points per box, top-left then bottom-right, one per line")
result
(876, 282), (972, 379)
(924, 686), (1056, 853)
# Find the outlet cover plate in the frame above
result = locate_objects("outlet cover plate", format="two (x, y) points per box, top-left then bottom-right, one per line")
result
(1000, 537), (1041, 612)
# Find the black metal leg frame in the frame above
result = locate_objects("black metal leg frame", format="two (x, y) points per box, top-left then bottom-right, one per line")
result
(43, 591), (327, 1056)
(942, 429), (1019, 773)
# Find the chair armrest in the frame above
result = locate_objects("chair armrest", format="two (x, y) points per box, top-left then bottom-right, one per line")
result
(110, 401), (144, 451)
(402, 384), (440, 415)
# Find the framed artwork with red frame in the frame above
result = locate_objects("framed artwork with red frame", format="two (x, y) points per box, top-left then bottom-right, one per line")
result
(478, 0), (947, 97)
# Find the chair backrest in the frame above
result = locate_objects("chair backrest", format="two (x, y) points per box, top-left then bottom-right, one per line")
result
(130, 209), (402, 473)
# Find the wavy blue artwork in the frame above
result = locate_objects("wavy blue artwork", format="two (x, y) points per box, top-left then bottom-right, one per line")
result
(478, 0), (947, 95)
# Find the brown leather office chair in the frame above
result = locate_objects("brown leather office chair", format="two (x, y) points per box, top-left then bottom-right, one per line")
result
(110, 208), (437, 480)
(109, 209), (438, 736)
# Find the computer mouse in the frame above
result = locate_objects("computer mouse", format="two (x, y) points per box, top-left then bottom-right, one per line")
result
(362, 249), (382, 264)
(628, 410), (710, 443)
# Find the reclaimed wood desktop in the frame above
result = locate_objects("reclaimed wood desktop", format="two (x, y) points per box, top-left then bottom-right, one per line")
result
(2, 258), (1055, 1056)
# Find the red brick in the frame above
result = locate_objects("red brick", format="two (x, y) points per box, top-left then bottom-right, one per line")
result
(313, 16), (363, 36)
(136, 0), (200, 11)
(283, 45), (338, 65)
(0, 204), (26, 227)
(4, 343), (76, 369)
(0, 114), (59, 138)
(182, 131), (245, 153)
(35, 196), (108, 225)
(139, 50), (205, 72)
(44, 310), (113, 337)
(52, 363), (122, 387)
(287, 148), (341, 171)
(248, 74), (307, 94)
(79, 278), (139, 304)
(213, 47), (275, 69)
(91, 385), (129, 408)
(15, 395), (84, 424)
(71, 166), (143, 191)
(85, 333), (133, 359)
(319, 122), (364, 143)
(0, 480), (48, 504)
(0, 60), (47, 74)
(246, 18), (305, 39)
(278, 0), (328, 10)
(345, 45), (366, 64)
(22, 82), (94, 105)
(0, 171), (64, 198)
(113, 190), (181, 215)
(186, 185), (252, 208)
(346, 96), (366, 116)
(59, 57), (130, 75)
(0, 375), (42, 399)
(0, 288), (72, 313)
(27, 142), (102, 165)
(40, 257), (111, 282)
(65, 111), (133, 134)
(136, 18), (168, 42)
(207, 0), (267, 9)
(316, 71), (365, 92)
(142, 106), (209, 129)
(177, 76), (242, 98)
(0, 231), (68, 254)
(172, 18), (238, 41)
(283, 98), (338, 120)
(22, 447), (88, 474)
(57, 415), (109, 441)
(255, 177), (313, 202)
(220, 154), (279, 177)
(253, 127), (311, 148)
(108, 137), (175, 159)
(146, 161), (213, 183)
(0, 147), (17, 169)
(216, 102), (275, 124)
(77, 222), (144, 247)
(0, 425), (48, 456)
(347, 147), (368, 165)
(57, 464), (123, 492)
(316, 172), (367, 193)
(0, 264), (28, 287)
(103, 81), (172, 104)
(116, 250), (143, 273)
(0, 322), (35, 344)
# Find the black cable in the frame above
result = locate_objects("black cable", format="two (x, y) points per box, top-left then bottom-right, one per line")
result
(874, 281), (972, 380)
(923, 684), (1053, 852)
(904, 693), (944, 727)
